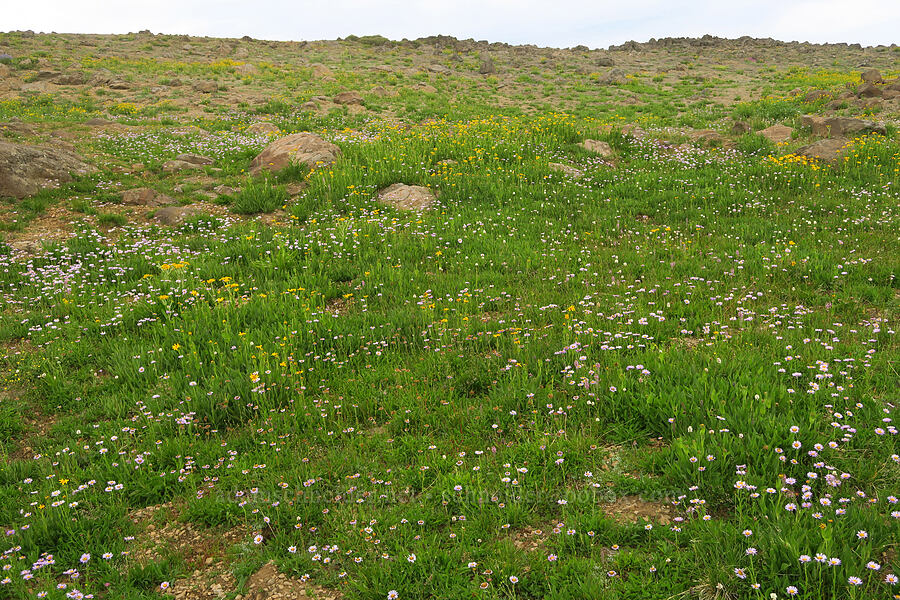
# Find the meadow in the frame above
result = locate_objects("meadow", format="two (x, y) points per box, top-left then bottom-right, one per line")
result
(0, 32), (899, 600)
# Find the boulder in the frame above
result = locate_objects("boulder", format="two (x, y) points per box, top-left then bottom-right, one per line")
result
(0, 64), (10, 79)
(175, 153), (214, 166)
(413, 83), (437, 93)
(860, 69), (883, 84)
(376, 183), (436, 211)
(310, 63), (333, 78)
(427, 64), (451, 75)
(596, 56), (615, 67)
(333, 91), (363, 105)
(52, 72), (86, 85)
(479, 57), (495, 75)
(757, 124), (793, 144)
(193, 81), (218, 93)
(799, 115), (828, 136)
(857, 83), (882, 98)
(883, 90), (900, 100)
(120, 187), (175, 207)
(245, 122), (280, 135)
(688, 130), (725, 146)
(798, 138), (850, 166)
(0, 141), (93, 199)
(249, 132), (341, 175)
(803, 89), (830, 103)
(548, 163), (583, 178)
(300, 101), (318, 111)
(823, 117), (886, 137)
(888, 79), (900, 92)
(213, 185), (238, 196)
(152, 205), (200, 226)
(162, 160), (203, 173)
(579, 139), (614, 156)
(599, 68), (626, 84)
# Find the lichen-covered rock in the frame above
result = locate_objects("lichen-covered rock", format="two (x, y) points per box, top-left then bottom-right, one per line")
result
(249, 133), (341, 175)
(0, 141), (93, 199)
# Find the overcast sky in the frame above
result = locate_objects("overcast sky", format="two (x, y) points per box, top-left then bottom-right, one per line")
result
(4, 0), (899, 48)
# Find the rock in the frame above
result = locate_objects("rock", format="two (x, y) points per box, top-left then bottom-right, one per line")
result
(579, 139), (614, 156)
(300, 101), (318, 111)
(333, 91), (363, 105)
(757, 124), (793, 144)
(0, 141), (93, 199)
(427, 64), (450, 74)
(85, 117), (113, 126)
(0, 64), (9, 79)
(120, 187), (175, 207)
(797, 137), (850, 166)
(33, 70), (61, 81)
(234, 47), (250, 60)
(860, 68), (882, 84)
(52, 72), (86, 85)
(824, 117), (886, 137)
(730, 121), (750, 135)
(246, 122), (280, 135)
(857, 83), (882, 98)
(596, 56), (615, 67)
(888, 79), (900, 92)
(234, 63), (258, 76)
(249, 132), (341, 175)
(213, 185), (237, 196)
(688, 130), (726, 146)
(883, 90), (900, 100)
(162, 160), (203, 173)
(800, 115), (828, 136)
(599, 68), (626, 84)
(310, 63), (333, 78)
(175, 154), (214, 166)
(193, 81), (218, 93)
(803, 89), (830, 103)
(152, 205), (200, 226)
(549, 163), (583, 178)
(376, 183), (436, 211)
(479, 57), (495, 74)
(413, 83), (437, 93)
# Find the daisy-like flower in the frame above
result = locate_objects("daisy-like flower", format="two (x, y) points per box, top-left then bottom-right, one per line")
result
(799, 555), (811, 563)
(856, 530), (868, 539)
(884, 573), (898, 584)
(742, 529), (753, 537)
(288, 546), (297, 553)
(734, 568), (747, 579)
(607, 571), (617, 577)
(848, 576), (862, 585)
(547, 554), (558, 562)
(467, 562), (477, 569)
(479, 582), (489, 589)
(160, 582), (170, 590)
(786, 586), (798, 596)
(407, 554), (416, 563)
(509, 576), (518, 583)
(79, 554), (90, 564)
(828, 557), (842, 566)
(253, 535), (263, 545)
(746, 547), (758, 556)
(867, 561), (881, 571)
(387, 591), (399, 600)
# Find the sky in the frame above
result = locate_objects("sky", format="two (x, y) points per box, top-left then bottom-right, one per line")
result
(4, 0), (899, 49)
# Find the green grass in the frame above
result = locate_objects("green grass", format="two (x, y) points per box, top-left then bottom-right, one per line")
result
(0, 31), (899, 600)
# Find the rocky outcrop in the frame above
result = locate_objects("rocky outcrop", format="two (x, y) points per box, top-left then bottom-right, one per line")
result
(0, 141), (93, 199)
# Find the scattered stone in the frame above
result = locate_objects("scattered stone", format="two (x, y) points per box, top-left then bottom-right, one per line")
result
(687, 130), (725, 146)
(579, 139), (613, 156)
(797, 137), (850, 166)
(0, 141), (93, 199)
(152, 205), (200, 226)
(376, 183), (436, 211)
(234, 63), (257, 76)
(427, 64), (450, 74)
(823, 117), (886, 137)
(596, 56), (615, 67)
(245, 122), (280, 135)
(193, 80), (218, 93)
(757, 124), (793, 144)
(413, 83), (437, 93)
(249, 132), (341, 175)
(33, 70), (61, 81)
(549, 163), (583, 178)
(860, 69), (882, 84)
(162, 159), (203, 173)
(301, 101), (318, 111)
(120, 187), (176, 207)
(333, 91), (363, 105)
(479, 57), (495, 74)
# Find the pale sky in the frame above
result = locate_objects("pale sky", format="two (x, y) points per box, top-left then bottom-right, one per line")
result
(4, 0), (899, 49)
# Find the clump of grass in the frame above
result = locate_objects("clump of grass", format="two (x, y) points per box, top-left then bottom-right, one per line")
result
(230, 179), (287, 214)
(96, 212), (127, 227)
(736, 132), (775, 156)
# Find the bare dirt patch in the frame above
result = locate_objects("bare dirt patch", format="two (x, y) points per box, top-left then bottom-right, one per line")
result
(600, 495), (673, 524)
